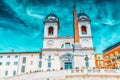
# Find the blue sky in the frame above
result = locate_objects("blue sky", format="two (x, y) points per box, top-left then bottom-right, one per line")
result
(0, 0), (120, 53)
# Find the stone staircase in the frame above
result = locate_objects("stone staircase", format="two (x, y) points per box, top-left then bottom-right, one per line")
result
(4, 69), (120, 80)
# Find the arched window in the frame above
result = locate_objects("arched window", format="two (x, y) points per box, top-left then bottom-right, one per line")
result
(48, 55), (51, 59)
(61, 42), (73, 49)
(48, 55), (51, 61)
(61, 44), (64, 48)
(48, 27), (54, 36)
(81, 26), (87, 35)
(65, 43), (71, 48)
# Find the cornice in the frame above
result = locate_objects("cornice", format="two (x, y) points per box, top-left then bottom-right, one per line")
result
(44, 36), (92, 39)
(42, 48), (73, 51)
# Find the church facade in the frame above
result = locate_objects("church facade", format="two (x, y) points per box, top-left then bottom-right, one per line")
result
(0, 6), (95, 79)
(42, 6), (95, 71)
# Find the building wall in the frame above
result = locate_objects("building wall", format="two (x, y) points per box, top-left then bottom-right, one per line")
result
(42, 51), (61, 71)
(44, 23), (58, 38)
(42, 11), (95, 71)
(95, 54), (104, 68)
(74, 51), (95, 69)
(18, 53), (41, 74)
(0, 52), (41, 78)
(42, 36), (95, 71)
(78, 21), (93, 48)
(104, 44), (120, 69)
(0, 54), (19, 78)
(43, 37), (74, 49)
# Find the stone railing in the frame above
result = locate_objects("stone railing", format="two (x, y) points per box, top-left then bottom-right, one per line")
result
(70, 69), (120, 73)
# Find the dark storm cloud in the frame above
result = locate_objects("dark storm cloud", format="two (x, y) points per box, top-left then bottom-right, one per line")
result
(0, 0), (120, 53)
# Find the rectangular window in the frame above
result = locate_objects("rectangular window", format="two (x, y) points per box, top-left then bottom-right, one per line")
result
(30, 61), (33, 65)
(0, 62), (2, 66)
(118, 51), (120, 54)
(21, 66), (25, 72)
(98, 56), (100, 59)
(48, 62), (51, 68)
(13, 71), (16, 75)
(14, 62), (18, 65)
(7, 55), (10, 58)
(6, 62), (10, 66)
(0, 56), (3, 58)
(15, 55), (18, 58)
(99, 61), (101, 65)
(117, 56), (120, 60)
(65, 62), (72, 69)
(85, 62), (89, 68)
(22, 57), (26, 63)
(113, 54), (116, 57)
(38, 61), (42, 68)
(39, 54), (42, 59)
(5, 71), (8, 75)
(108, 56), (110, 59)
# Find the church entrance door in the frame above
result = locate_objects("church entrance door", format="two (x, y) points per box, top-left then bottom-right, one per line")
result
(60, 53), (74, 70)
(64, 62), (72, 69)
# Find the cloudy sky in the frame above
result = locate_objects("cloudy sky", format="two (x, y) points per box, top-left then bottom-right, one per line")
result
(0, 0), (120, 53)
